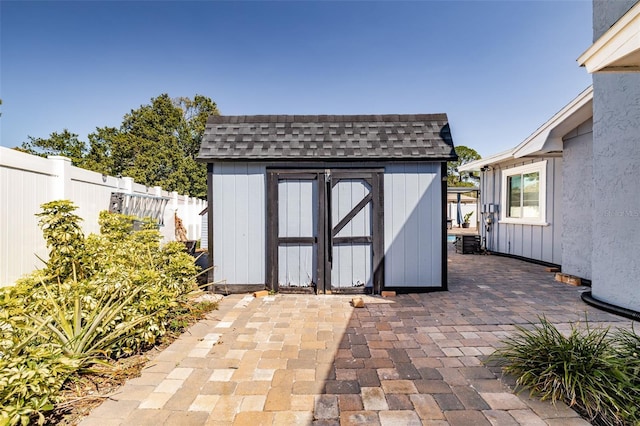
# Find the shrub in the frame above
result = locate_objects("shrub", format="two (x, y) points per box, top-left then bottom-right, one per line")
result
(492, 317), (639, 425)
(0, 346), (78, 426)
(0, 201), (205, 424)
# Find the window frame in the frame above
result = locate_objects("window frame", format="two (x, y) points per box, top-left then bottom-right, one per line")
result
(500, 161), (548, 225)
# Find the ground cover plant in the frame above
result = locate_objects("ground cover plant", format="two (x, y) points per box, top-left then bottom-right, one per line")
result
(492, 317), (640, 426)
(0, 201), (216, 425)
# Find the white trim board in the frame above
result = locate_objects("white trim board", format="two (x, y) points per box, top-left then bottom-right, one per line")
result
(578, 2), (640, 73)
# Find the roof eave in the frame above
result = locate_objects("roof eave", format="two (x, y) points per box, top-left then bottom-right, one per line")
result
(196, 156), (457, 163)
(578, 2), (640, 73)
(512, 87), (593, 158)
(457, 150), (515, 172)
(459, 87), (594, 170)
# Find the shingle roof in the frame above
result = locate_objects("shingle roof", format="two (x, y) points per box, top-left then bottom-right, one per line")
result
(197, 114), (457, 162)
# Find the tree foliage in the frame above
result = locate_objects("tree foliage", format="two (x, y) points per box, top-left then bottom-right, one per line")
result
(16, 94), (219, 198)
(447, 145), (481, 187)
(18, 130), (88, 166)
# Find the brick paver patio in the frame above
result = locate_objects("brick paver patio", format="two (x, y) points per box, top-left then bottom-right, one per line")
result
(80, 245), (633, 425)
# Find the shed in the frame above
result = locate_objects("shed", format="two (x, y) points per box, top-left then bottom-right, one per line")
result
(197, 114), (457, 294)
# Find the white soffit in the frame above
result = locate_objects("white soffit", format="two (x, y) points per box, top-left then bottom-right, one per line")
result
(457, 149), (514, 172)
(578, 2), (640, 73)
(512, 87), (593, 158)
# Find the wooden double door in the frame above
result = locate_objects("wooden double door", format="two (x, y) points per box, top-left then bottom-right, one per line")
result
(267, 169), (384, 294)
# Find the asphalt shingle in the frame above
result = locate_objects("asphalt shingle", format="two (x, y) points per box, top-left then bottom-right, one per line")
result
(197, 114), (456, 161)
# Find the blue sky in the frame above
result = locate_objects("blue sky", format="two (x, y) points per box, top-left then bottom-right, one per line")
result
(1, 1), (593, 157)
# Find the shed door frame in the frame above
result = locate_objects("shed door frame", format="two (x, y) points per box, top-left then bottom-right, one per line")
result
(267, 168), (384, 294)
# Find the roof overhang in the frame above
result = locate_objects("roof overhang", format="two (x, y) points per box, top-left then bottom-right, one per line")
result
(578, 2), (640, 73)
(458, 87), (593, 171)
(457, 149), (514, 172)
(512, 86), (593, 158)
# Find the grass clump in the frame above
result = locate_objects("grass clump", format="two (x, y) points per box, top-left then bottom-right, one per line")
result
(492, 317), (639, 425)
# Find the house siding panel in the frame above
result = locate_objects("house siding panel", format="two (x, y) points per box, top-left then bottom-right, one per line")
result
(480, 158), (562, 265)
(384, 163), (441, 287)
(212, 163), (266, 285)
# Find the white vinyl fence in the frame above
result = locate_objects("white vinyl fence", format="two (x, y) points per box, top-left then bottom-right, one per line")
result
(0, 147), (205, 287)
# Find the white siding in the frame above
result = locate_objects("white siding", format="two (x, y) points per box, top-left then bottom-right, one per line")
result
(384, 163), (441, 287)
(201, 213), (208, 249)
(212, 163), (266, 285)
(480, 158), (562, 265)
(0, 150), (55, 285)
(0, 147), (204, 286)
(69, 166), (130, 237)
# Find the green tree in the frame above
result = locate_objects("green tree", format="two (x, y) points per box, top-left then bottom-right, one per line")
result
(447, 145), (481, 187)
(82, 126), (120, 175)
(173, 95), (219, 197)
(88, 94), (219, 197)
(17, 129), (87, 166)
(15, 94), (219, 198)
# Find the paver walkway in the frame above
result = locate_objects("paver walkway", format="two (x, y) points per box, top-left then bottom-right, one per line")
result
(80, 246), (634, 425)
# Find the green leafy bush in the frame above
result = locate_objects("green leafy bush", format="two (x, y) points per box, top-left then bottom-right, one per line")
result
(0, 346), (78, 426)
(36, 200), (85, 280)
(0, 201), (206, 424)
(492, 317), (640, 425)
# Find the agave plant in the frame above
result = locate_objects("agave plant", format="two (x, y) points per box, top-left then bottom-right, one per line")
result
(25, 274), (160, 368)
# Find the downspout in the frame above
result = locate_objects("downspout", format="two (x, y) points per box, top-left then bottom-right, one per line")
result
(581, 292), (640, 321)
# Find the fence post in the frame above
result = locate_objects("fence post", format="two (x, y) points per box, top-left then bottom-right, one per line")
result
(122, 177), (134, 194)
(48, 156), (72, 200)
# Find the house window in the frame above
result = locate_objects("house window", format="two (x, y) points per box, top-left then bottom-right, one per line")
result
(501, 161), (547, 225)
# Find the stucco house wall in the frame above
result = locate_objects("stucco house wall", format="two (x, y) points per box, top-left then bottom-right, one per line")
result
(561, 118), (593, 280)
(590, 0), (640, 312)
